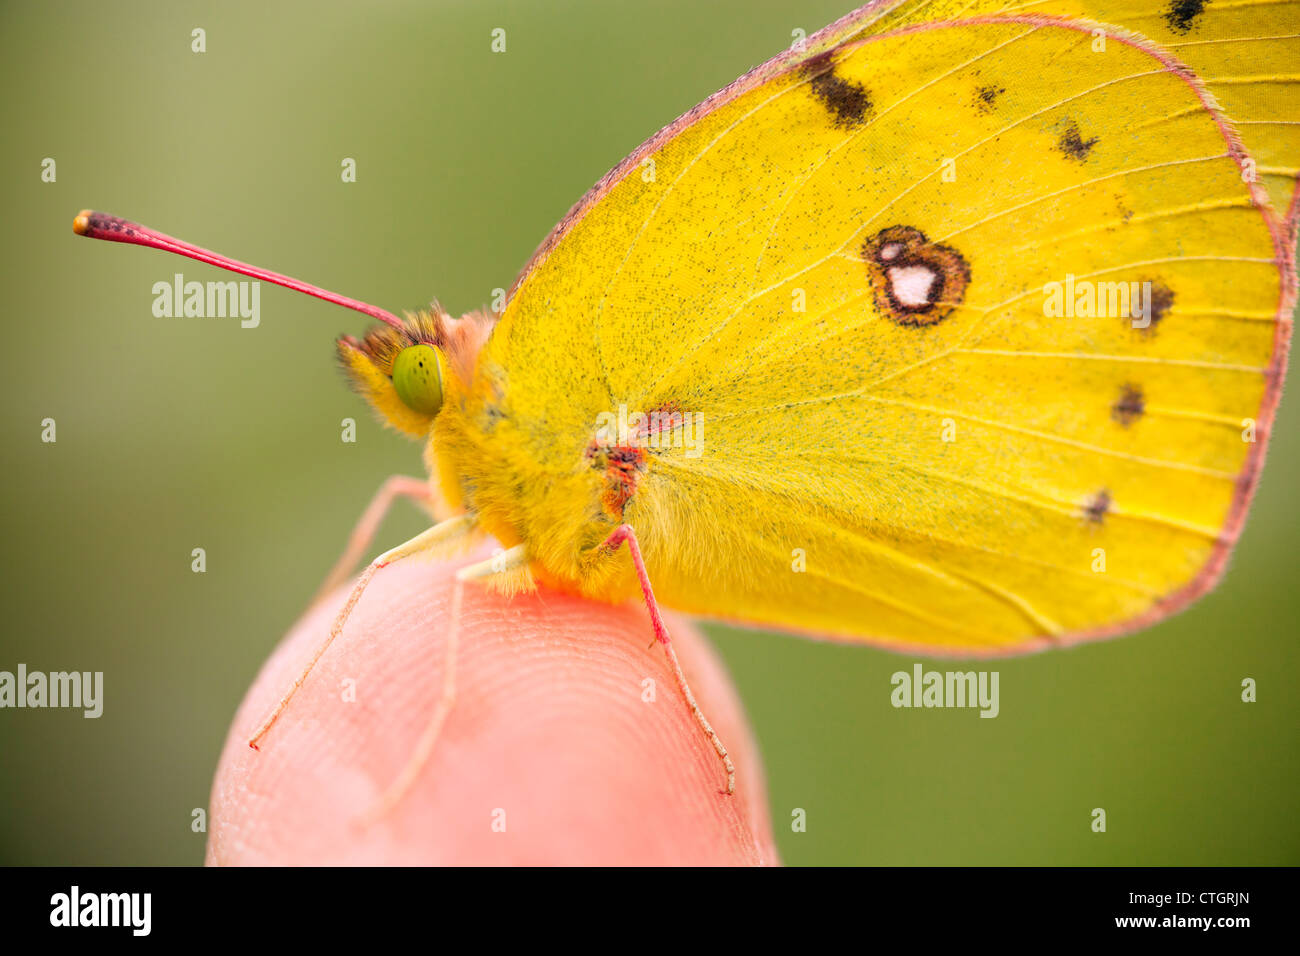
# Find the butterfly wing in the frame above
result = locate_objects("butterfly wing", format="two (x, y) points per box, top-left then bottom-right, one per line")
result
(788, 0), (1300, 231)
(514, 0), (1300, 284)
(474, 15), (1292, 654)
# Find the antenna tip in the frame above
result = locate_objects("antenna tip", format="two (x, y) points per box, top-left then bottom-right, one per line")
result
(72, 210), (95, 235)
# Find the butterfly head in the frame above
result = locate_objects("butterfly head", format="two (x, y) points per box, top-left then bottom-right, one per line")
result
(338, 306), (495, 438)
(338, 311), (445, 435)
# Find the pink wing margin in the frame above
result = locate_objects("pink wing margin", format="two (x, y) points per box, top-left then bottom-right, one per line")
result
(505, 6), (1296, 658)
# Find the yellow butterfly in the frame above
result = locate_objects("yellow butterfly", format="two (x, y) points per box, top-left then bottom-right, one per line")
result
(75, 0), (1297, 808)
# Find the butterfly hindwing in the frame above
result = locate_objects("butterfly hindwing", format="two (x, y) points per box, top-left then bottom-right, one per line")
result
(464, 15), (1290, 653)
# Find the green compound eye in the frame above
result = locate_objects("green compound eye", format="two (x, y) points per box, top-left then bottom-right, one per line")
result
(391, 344), (445, 415)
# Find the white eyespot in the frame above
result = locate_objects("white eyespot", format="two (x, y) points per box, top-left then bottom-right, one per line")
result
(888, 264), (937, 308)
(878, 242), (904, 261)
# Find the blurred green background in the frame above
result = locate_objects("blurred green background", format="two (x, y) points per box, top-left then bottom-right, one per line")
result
(1, 0), (1296, 866)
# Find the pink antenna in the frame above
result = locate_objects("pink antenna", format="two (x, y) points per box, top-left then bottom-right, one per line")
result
(72, 210), (406, 331)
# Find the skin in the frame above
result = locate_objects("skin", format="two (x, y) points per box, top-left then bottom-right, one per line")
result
(205, 544), (779, 865)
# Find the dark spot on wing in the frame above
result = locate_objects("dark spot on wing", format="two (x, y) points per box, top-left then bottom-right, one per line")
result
(1057, 119), (1099, 162)
(1130, 279), (1176, 334)
(1148, 281), (1174, 326)
(1164, 0), (1207, 34)
(862, 226), (971, 327)
(975, 84), (1005, 114)
(1111, 384), (1145, 426)
(1083, 489), (1112, 524)
(803, 51), (872, 128)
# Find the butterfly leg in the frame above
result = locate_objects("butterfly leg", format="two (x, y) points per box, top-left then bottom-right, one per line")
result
(602, 524), (736, 796)
(357, 544), (530, 825)
(310, 475), (435, 607)
(248, 514), (477, 751)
